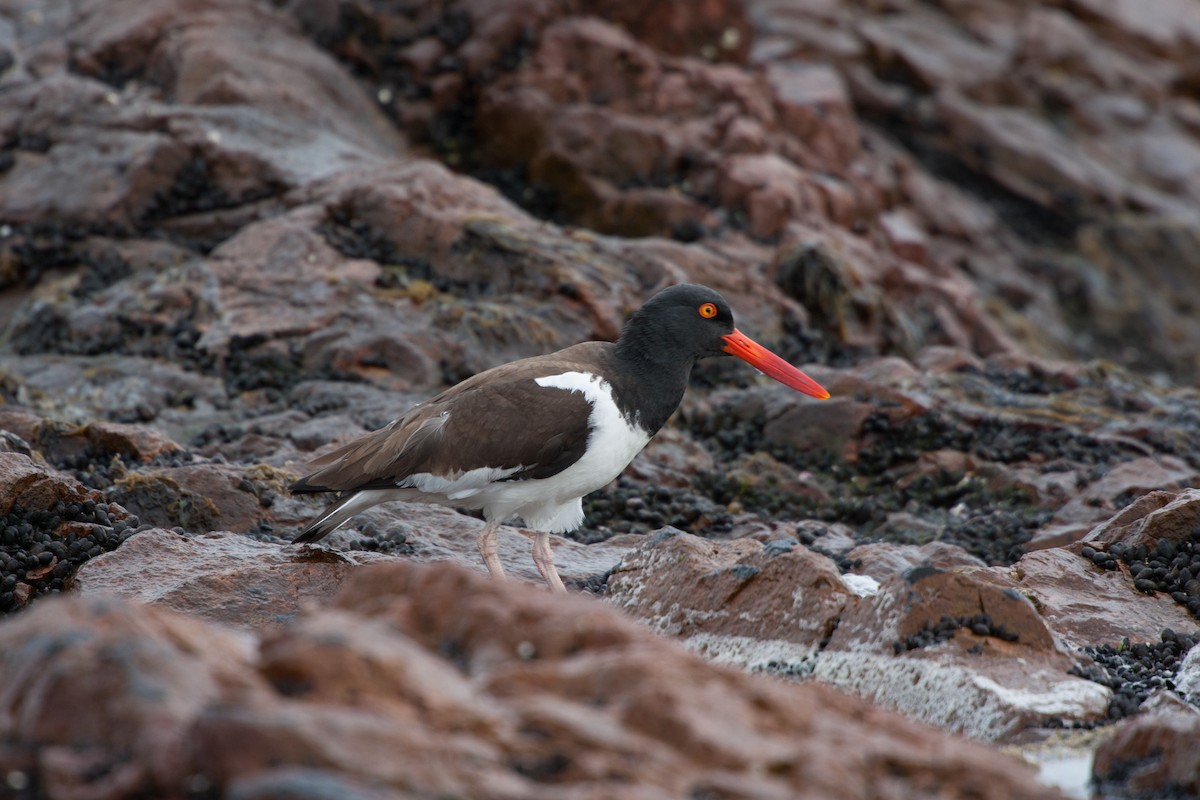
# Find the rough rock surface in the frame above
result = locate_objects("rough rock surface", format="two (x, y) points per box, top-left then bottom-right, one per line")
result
(1092, 693), (1200, 799)
(0, 564), (1064, 800)
(3, 0), (1200, 795)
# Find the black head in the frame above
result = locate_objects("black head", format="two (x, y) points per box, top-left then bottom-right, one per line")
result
(616, 284), (735, 364)
(616, 283), (830, 399)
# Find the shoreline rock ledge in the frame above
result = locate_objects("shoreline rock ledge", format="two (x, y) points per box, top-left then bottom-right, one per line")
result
(0, 561), (1065, 800)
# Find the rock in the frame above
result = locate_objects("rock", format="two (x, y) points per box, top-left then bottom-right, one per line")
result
(72, 529), (397, 629)
(76, 420), (184, 463)
(5, 0), (1200, 779)
(0, 354), (226, 426)
(608, 529), (851, 646)
(812, 650), (1110, 741)
(1092, 692), (1200, 799)
(1176, 643), (1200, 703)
(1008, 547), (1200, 651)
(828, 565), (1060, 657)
(1085, 488), (1200, 551)
(624, 425), (716, 488)
(763, 61), (860, 172)
(0, 593), (262, 797)
(106, 462), (271, 534)
(763, 393), (876, 459)
(0, 452), (98, 516)
(0, 411), (184, 468)
(858, 12), (1009, 94)
(878, 209), (929, 265)
(1074, 216), (1200, 380)
(845, 541), (987, 581)
(75, 504), (635, 628)
(0, 565), (1064, 799)
(813, 562), (1118, 738)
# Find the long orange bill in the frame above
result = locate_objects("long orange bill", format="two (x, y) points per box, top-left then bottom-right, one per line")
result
(722, 329), (830, 399)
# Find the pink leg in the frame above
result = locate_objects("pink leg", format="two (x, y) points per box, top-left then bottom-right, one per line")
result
(532, 530), (567, 594)
(476, 519), (505, 580)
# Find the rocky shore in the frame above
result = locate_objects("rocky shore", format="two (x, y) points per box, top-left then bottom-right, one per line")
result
(2, 0), (1200, 797)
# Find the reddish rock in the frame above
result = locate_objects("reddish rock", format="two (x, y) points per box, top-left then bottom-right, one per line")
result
(762, 393), (875, 459)
(0, 565), (1065, 800)
(624, 425), (715, 488)
(827, 564), (1060, 657)
(878, 209), (929, 265)
(846, 541), (987, 581)
(75, 506), (635, 627)
(1036, 458), (1200, 549)
(1084, 488), (1200, 551)
(723, 450), (831, 503)
(1092, 693), (1200, 798)
(763, 61), (860, 171)
(818, 563), (1112, 739)
(717, 153), (819, 238)
(590, 0), (752, 61)
(106, 463), (268, 533)
(73, 529), (410, 629)
(79, 420), (183, 462)
(1007, 547), (1199, 651)
(0, 453), (98, 516)
(608, 530), (850, 646)
(0, 409), (44, 448)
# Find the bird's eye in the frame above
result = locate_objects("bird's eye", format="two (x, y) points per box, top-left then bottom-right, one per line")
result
(698, 303), (718, 319)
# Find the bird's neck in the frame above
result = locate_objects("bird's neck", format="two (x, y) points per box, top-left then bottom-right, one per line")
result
(612, 336), (694, 435)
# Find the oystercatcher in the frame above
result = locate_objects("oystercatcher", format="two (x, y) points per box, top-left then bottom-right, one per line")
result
(291, 283), (829, 592)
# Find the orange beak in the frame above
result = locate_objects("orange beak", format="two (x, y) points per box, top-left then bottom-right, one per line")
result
(721, 329), (830, 399)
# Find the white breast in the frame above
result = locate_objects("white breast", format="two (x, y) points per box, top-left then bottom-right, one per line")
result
(477, 371), (652, 531)
(534, 370), (651, 488)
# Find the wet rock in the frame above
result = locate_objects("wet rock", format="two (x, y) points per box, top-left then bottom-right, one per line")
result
(0, 593), (262, 797)
(1010, 547), (1200, 651)
(107, 462), (270, 534)
(609, 529), (850, 646)
(828, 564), (1058, 657)
(812, 648), (1111, 741)
(622, 424), (715, 489)
(0, 453), (96, 516)
(73, 529), (402, 629)
(845, 541), (987, 582)
(813, 562), (1116, 738)
(0, 566), (1065, 800)
(1092, 693), (1200, 799)
(1072, 629), (1199, 722)
(2, 413), (184, 469)
(0, 354), (226, 426)
(5, 0), (1200, 778)
(76, 503), (634, 626)
(0, 453), (133, 613)
(1074, 216), (1200, 381)
(1085, 488), (1200, 552)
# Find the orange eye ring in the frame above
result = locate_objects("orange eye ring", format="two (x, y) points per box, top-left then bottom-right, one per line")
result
(698, 302), (718, 319)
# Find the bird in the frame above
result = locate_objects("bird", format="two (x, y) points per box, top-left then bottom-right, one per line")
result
(290, 283), (830, 592)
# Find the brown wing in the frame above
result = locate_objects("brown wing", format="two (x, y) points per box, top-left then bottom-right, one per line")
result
(290, 343), (612, 493)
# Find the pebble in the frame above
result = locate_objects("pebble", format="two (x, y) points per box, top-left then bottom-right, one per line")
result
(893, 613), (1019, 654)
(1, 499), (131, 614)
(1071, 628), (1198, 722)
